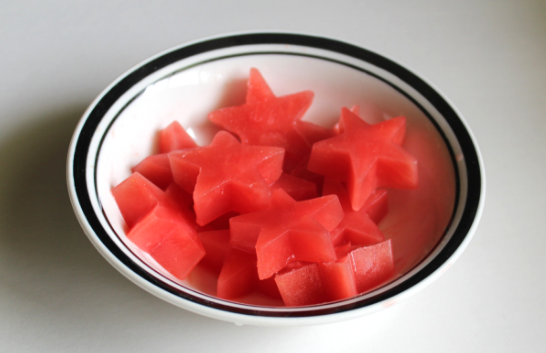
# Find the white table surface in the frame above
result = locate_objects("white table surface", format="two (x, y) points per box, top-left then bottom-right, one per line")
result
(1, 0), (545, 352)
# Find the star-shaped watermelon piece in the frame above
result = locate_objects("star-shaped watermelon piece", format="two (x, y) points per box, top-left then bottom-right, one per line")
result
(208, 68), (315, 171)
(323, 178), (388, 246)
(230, 189), (343, 279)
(169, 131), (285, 226)
(308, 108), (418, 211)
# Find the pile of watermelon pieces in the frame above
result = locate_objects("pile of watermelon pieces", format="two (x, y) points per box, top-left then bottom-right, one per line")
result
(112, 68), (419, 306)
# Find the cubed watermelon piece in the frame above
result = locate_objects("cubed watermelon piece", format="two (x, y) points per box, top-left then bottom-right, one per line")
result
(257, 276), (282, 299)
(149, 234), (203, 280)
(127, 204), (204, 280)
(164, 183), (193, 210)
(111, 172), (166, 228)
(275, 263), (326, 306)
(159, 121), (198, 153)
(274, 245), (358, 304)
(217, 249), (258, 300)
(318, 259), (357, 302)
(197, 230), (231, 273)
(132, 154), (173, 190)
(349, 239), (395, 293)
(275, 240), (394, 306)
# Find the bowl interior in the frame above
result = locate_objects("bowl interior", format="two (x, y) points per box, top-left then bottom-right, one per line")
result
(93, 52), (457, 308)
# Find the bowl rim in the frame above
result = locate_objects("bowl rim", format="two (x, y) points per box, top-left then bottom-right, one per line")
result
(67, 31), (485, 326)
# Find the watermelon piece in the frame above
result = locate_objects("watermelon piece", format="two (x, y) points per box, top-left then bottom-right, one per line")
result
(132, 154), (173, 190)
(217, 249), (258, 300)
(197, 230), (231, 273)
(169, 131), (284, 226)
(198, 211), (239, 232)
(296, 120), (336, 145)
(323, 179), (387, 246)
(275, 240), (394, 305)
(230, 189), (342, 253)
(230, 189), (342, 279)
(289, 160), (325, 194)
(270, 173), (317, 201)
(275, 263), (326, 306)
(127, 204), (204, 280)
(164, 183), (193, 210)
(257, 276), (282, 299)
(334, 241), (353, 259)
(333, 105), (359, 134)
(111, 172), (167, 228)
(349, 239), (395, 293)
(308, 108), (418, 211)
(274, 244), (358, 304)
(365, 190), (389, 224)
(318, 259), (357, 302)
(159, 121), (198, 153)
(148, 235), (203, 280)
(208, 68), (318, 171)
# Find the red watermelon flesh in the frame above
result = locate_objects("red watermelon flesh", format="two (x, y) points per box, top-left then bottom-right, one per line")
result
(296, 120), (336, 146)
(159, 121), (198, 153)
(198, 211), (239, 232)
(169, 131), (284, 226)
(164, 183), (193, 210)
(289, 160), (325, 194)
(274, 240), (394, 306)
(229, 189), (342, 253)
(131, 154), (173, 190)
(335, 242), (353, 259)
(308, 108), (417, 211)
(149, 233), (204, 281)
(112, 172), (167, 229)
(323, 179), (387, 246)
(246, 67), (274, 103)
(208, 68), (320, 172)
(349, 239), (395, 293)
(229, 189), (342, 280)
(255, 190), (341, 279)
(197, 230), (231, 273)
(333, 105), (360, 134)
(270, 173), (318, 201)
(318, 259), (358, 301)
(275, 263), (326, 306)
(257, 276), (282, 299)
(127, 204), (204, 280)
(217, 249), (258, 300)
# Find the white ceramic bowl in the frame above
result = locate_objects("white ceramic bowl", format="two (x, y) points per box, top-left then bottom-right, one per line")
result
(67, 32), (484, 326)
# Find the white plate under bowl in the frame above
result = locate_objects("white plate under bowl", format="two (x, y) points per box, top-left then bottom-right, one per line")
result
(67, 32), (484, 326)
